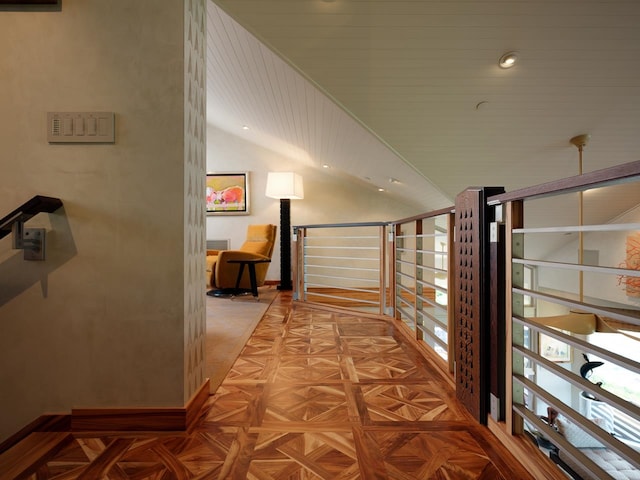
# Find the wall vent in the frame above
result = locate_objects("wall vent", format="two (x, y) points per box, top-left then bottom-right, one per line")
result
(207, 239), (229, 251)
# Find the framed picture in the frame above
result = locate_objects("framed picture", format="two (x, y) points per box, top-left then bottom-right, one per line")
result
(539, 332), (572, 363)
(206, 172), (250, 215)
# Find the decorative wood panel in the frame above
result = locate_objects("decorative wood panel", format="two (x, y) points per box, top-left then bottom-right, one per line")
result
(454, 187), (504, 424)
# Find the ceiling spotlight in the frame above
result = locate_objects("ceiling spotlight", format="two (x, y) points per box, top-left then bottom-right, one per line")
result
(322, 164), (330, 169)
(378, 187), (385, 192)
(242, 125), (250, 130)
(498, 52), (518, 69)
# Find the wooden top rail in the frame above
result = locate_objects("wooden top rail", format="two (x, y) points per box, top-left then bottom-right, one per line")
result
(487, 159), (640, 205)
(0, 195), (63, 240)
(294, 221), (389, 229)
(391, 206), (455, 226)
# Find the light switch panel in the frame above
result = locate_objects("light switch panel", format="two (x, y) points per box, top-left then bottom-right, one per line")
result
(48, 112), (115, 143)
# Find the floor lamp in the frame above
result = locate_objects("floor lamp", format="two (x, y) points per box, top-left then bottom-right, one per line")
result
(265, 172), (304, 290)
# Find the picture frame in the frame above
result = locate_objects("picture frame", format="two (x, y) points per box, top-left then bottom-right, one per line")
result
(206, 172), (250, 215)
(539, 332), (572, 363)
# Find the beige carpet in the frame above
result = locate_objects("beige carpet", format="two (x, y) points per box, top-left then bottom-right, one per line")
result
(205, 285), (278, 393)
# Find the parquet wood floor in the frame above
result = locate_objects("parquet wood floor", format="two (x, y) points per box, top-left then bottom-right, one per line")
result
(1, 292), (534, 479)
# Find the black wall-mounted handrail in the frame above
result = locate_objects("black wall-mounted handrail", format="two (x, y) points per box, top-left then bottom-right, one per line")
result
(0, 195), (63, 240)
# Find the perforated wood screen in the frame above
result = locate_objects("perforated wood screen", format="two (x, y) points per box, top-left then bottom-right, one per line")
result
(454, 187), (503, 423)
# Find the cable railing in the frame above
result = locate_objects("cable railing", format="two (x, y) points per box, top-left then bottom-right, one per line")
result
(292, 160), (640, 480)
(489, 160), (640, 480)
(390, 208), (455, 373)
(293, 222), (388, 314)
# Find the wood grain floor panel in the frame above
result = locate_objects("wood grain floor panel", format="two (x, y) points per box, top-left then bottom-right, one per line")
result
(2, 291), (535, 479)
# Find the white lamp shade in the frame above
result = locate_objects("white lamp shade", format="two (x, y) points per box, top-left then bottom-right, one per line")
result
(265, 172), (304, 200)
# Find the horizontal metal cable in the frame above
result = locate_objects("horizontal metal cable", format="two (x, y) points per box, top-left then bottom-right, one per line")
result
(514, 223), (640, 234)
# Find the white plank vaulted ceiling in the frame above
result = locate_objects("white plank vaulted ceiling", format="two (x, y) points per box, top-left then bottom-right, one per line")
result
(206, 0), (640, 221)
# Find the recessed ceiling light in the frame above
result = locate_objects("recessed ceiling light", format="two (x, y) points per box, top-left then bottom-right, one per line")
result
(322, 164), (330, 169)
(498, 52), (517, 69)
(388, 177), (400, 184)
(242, 125), (250, 130)
(378, 187), (385, 192)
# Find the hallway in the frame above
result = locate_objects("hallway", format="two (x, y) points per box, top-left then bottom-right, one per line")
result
(1, 292), (534, 479)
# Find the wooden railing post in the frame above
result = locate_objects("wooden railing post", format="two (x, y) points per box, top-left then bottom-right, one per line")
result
(454, 187), (504, 424)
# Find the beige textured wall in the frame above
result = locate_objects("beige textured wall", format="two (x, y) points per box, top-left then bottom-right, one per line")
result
(0, 0), (205, 442)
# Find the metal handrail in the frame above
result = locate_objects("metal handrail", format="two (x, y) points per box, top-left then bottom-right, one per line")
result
(0, 195), (63, 240)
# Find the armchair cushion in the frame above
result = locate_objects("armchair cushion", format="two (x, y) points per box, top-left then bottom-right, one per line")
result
(206, 224), (276, 291)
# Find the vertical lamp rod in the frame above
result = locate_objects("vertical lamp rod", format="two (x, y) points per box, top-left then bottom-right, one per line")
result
(570, 134), (590, 303)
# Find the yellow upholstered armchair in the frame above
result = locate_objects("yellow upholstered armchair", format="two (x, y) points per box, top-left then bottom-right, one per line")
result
(206, 224), (277, 296)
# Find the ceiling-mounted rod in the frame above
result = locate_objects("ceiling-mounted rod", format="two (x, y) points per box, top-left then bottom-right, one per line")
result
(570, 134), (590, 303)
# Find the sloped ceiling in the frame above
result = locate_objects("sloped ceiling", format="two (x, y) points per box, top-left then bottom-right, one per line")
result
(206, 0), (640, 219)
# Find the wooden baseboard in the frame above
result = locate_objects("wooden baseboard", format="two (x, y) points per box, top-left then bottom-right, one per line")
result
(1, 379), (211, 455)
(302, 286), (435, 308)
(0, 432), (73, 479)
(71, 378), (210, 432)
(487, 417), (567, 480)
(0, 414), (70, 454)
(393, 318), (455, 389)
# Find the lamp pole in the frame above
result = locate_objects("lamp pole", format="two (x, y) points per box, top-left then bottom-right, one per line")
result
(278, 198), (292, 290)
(266, 172), (303, 291)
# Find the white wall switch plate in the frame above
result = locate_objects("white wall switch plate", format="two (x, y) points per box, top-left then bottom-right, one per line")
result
(47, 112), (115, 143)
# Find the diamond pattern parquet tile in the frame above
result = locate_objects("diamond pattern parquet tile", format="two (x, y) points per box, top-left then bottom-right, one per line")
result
(5, 292), (534, 480)
(263, 384), (353, 424)
(273, 356), (344, 382)
(252, 322), (285, 337)
(202, 384), (264, 425)
(223, 355), (271, 382)
(337, 322), (393, 337)
(372, 429), (508, 480)
(282, 336), (341, 355)
(342, 336), (404, 355)
(287, 324), (337, 342)
(241, 336), (281, 356)
(361, 383), (466, 422)
(350, 355), (430, 381)
(250, 431), (360, 480)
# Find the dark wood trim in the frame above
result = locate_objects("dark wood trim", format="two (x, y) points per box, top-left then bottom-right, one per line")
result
(71, 378), (210, 432)
(391, 205), (456, 225)
(185, 378), (211, 430)
(487, 159), (640, 205)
